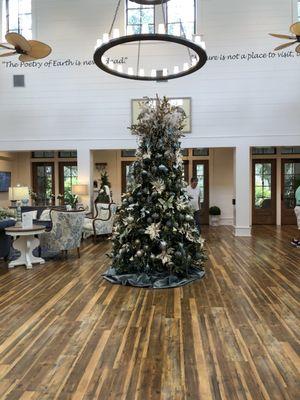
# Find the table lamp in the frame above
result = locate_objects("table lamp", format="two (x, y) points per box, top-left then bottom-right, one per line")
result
(9, 186), (30, 221)
(72, 184), (89, 210)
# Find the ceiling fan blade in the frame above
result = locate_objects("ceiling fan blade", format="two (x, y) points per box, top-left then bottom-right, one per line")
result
(5, 32), (31, 52)
(26, 40), (52, 60)
(269, 33), (295, 40)
(19, 54), (38, 62)
(290, 22), (300, 36)
(0, 51), (17, 57)
(295, 44), (300, 54)
(274, 41), (297, 51)
(0, 43), (15, 50)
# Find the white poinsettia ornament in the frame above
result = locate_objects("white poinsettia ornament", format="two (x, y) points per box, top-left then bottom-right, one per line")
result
(145, 223), (161, 240)
(151, 179), (166, 194)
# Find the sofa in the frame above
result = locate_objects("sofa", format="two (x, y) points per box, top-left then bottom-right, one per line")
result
(0, 219), (16, 261)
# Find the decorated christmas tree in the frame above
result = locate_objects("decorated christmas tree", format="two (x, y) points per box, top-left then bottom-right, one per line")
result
(104, 97), (205, 288)
(96, 171), (111, 203)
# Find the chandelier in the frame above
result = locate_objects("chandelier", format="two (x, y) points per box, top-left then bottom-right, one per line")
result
(93, 0), (207, 81)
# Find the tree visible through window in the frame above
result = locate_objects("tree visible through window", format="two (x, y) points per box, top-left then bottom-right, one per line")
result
(59, 162), (78, 197)
(167, 0), (195, 37)
(5, 0), (32, 39)
(126, 0), (154, 34)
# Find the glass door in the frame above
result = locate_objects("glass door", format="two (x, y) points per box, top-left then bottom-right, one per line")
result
(32, 162), (55, 206)
(59, 162), (78, 197)
(281, 159), (300, 225)
(252, 160), (276, 225)
(192, 160), (209, 224)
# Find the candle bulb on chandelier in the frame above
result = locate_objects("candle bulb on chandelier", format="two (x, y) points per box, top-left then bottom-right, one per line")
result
(183, 62), (189, 71)
(128, 67), (134, 75)
(151, 69), (156, 77)
(113, 28), (120, 39)
(163, 68), (168, 76)
(103, 33), (109, 43)
(117, 65), (123, 73)
(139, 68), (145, 77)
(173, 65), (179, 74)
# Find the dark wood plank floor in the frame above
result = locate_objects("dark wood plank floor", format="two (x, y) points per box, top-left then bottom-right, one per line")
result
(0, 226), (299, 400)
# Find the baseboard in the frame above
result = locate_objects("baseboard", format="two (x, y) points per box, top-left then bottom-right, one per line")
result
(234, 226), (252, 237)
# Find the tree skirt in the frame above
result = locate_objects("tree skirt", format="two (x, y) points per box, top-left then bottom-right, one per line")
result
(103, 266), (205, 289)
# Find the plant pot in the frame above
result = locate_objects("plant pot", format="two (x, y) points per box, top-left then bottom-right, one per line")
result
(210, 215), (220, 226)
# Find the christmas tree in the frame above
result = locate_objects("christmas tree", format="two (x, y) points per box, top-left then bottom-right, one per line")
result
(104, 97), (205, 288)
(96, 171), (111, 203)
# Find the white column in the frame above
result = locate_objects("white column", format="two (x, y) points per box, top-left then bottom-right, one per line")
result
(77, 147), (93, 211)
(234, 146), (252, 237)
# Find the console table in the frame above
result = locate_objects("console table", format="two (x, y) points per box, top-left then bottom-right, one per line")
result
(5, 225), (46, 270)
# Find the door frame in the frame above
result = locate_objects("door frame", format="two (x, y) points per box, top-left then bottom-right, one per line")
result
(192, 160), (209, 225)
(252, 159), (277, 225)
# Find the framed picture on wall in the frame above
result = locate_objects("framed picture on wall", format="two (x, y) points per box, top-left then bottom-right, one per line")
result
(131, 97), (192, 133)
(0, 172), (11, 192)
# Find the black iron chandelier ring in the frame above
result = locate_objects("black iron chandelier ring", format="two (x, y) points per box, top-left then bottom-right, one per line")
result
(94, 33), (207, 81)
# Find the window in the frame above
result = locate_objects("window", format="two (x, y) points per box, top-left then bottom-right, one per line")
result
(281, 147), (300, 155)
(59, 162), (78, 196)
(252, 147), (276, 155)
(122, 161), (134, 193)
(298, 1), (300, 20)
(5, 0), (32, 39)
(58, 151), (77, 158)
(167, 0), (196, 37)
(32, 151), (54, 158)
(254, 163), (272, 209)
(192, 148), (209, 157)
(32, 162), (55, 206)
(126, 0), (154, 34)
(121, 149), (136, 158)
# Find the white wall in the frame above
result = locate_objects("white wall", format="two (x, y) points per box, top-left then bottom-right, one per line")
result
(0, 0), (299, 151)
(210, 148), (234, 225)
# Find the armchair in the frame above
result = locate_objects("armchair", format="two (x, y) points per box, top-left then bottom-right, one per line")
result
(83, 202), (117, 242)
(39, 210), (85, 258)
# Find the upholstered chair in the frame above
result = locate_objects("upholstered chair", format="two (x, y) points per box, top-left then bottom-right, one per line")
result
(83, 202), (117, 242)
(40, 210), (85, 258)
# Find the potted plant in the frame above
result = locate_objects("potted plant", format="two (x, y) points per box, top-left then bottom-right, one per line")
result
(64, 191), (78, 210)
(209, 206), (221, 226)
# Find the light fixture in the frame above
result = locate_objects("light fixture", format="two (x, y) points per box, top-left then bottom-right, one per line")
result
(93, 0), (207, 81)
(72, 184), (89, 196)
(9, 185), (30, 222)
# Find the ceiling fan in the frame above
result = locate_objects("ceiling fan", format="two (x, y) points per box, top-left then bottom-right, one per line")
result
(269, 22), (300, 53)
(0, 32), (52, 61)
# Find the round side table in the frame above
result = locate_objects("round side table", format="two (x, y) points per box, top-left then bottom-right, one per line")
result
(5, 225), (46, 270)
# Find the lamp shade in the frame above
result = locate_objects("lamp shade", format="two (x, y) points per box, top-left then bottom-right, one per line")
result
(9, 186), (29, 201)
(72, 184), (89, 196)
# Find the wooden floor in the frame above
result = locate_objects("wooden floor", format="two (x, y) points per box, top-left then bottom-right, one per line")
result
(0, 226), (299, 400)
